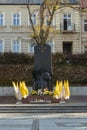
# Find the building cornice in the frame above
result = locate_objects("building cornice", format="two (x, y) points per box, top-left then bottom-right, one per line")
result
(0, 0), (79, 5)
(0, 0), (41, 5)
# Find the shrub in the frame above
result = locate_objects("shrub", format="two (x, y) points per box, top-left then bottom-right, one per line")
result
(52, 52), (67, 66)
(70, 53), (87, 65)
(0, 52), (87, 86)
(0, 52), (34, 64)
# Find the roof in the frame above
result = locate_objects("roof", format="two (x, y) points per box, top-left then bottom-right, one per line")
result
(0, 0), (41, 5)
(80, 0), (87, 8)
(0, 0), (79, 5)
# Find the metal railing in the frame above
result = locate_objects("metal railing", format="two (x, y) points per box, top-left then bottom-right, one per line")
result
(60, 23), (76, 33)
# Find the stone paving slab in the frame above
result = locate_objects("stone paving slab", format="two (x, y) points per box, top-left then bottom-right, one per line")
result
(0, 118), (33, 130)
(0, 113), (87, 130)
(40, 116), (87, 130)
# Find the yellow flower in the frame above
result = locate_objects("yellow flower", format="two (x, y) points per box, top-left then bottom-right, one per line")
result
(31, 90), (37, 95)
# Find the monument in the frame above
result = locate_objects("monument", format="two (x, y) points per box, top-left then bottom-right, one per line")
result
(33, 44), (52, 91)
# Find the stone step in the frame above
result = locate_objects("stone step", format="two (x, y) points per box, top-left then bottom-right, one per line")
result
(0, 104), (87, 113)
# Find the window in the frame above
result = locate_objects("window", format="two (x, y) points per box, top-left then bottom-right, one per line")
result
(70, 0), (78, 3)
(84, 45), (87, 53)
(29, 40), (34, 53)
(31, 14), (36, 25)
(84, 20), (87, 32)
(63, 14), (72, 30)
(0, 14), (4, 26)
(12, 40), (20, 53)
(28, 15), (30, 26)
(45, 16), (51, 26)
(30, 44), (34, 53)
(13, 14), (20, 26)
(47, 41), (55, 53)
(45, 16), (55, 26)
(0, 40), (4, 53)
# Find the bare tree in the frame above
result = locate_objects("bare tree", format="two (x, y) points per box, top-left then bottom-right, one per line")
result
(27, 0), (63, 45)
(25, 0), (86, 46)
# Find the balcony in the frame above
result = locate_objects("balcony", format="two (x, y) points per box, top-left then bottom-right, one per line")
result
(60, 23), (76, 34)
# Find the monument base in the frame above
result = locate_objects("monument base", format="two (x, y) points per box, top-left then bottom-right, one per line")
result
(59, 101), (66, 104)
(21, 95), (60, 104)
(16, 100), (22, 104)
(29, 100), (51, 104)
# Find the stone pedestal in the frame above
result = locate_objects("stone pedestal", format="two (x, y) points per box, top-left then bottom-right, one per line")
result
(33, 44), (52, 90)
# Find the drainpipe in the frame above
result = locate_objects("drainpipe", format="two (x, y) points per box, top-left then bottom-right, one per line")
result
(79, 4), (82, 53)
(80, 13), (82, 53)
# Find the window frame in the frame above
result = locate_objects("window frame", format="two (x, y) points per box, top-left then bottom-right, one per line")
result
(84, 44), (87, 53)
(12, 13), (21, 26)
(0, 40), (4, 53)
(31, 13), (36, 25)
(63, 13), (72, 31)
(12, 40), (21, 53)
(47, 41), (55, 53)
(0, 13), (5, 26)
(83, 20), (87, 32)
(29, 39), (35, 53)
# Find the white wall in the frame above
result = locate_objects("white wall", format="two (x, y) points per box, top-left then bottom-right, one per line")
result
(0, 87), (87, 96)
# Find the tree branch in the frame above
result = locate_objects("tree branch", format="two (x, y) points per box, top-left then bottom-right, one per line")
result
(27, 4), (40, 44)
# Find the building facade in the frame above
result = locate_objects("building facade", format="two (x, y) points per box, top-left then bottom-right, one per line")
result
(80, 0), (87, 53)
(0, 0), (86, 56)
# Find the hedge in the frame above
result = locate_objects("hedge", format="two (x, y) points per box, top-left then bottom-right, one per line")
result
(0, 52), (87, 86)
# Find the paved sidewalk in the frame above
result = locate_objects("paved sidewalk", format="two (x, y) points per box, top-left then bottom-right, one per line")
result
(0, 113), (87, 130)
(39, 114), (87, 130)
(0, 96), (86, 130)
(0, 118), (33, 130)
